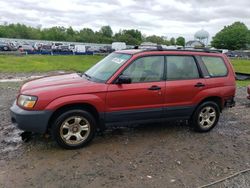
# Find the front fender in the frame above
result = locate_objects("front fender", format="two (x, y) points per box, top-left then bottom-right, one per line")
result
(44, 94), (106, 112)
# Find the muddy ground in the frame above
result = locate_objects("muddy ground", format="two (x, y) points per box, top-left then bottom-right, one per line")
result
(0, 75), (249, 188)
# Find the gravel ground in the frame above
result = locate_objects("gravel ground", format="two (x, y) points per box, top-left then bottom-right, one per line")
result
(0, 71), (72, 80)
(0, 76), (249, 188)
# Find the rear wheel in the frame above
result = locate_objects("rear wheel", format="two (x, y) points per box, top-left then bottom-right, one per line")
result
(52, 109), (96, 149)
(192, 101), (220, 132)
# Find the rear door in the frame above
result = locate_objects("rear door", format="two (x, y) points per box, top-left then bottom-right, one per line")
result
(164, 55), (206, 119)
(106, 55), (166, 123)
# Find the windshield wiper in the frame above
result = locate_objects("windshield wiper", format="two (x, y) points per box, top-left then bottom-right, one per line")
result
(83, 72), (92, 79)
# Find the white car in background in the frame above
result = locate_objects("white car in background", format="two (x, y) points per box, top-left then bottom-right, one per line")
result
(112, 42), (126, 51)
(74, 45), (86, 53)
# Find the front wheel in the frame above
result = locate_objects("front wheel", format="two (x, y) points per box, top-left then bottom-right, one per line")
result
(52, 110), (96, 149)
(191, 101), (220, 132)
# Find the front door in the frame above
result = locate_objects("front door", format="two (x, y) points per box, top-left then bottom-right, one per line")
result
(105, 56), (166, 123)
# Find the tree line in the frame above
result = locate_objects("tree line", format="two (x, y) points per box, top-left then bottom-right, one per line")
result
(211, 22), (250, 50)
(0, 22), (249, 50)
(0, 23), (185, 46)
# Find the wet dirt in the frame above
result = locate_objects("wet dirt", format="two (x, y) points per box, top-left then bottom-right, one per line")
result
(0, 77), (249, 188)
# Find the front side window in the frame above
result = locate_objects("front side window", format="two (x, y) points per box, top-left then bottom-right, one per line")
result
(123, 56), (164, 83)
(166, 56), (200, 80)
(85, 53), (131, 82)
(201, 56), (228, 77)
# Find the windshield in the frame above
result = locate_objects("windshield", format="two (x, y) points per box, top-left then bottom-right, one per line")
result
(84, 53), (132, 82)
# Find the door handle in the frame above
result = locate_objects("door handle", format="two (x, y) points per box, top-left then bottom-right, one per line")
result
(148, 85), (161, 90)
(194, 82), (205, 87)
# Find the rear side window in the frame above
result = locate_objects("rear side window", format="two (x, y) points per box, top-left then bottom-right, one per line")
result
(201, 56), (228, 77)
(166, 56), (200, 80)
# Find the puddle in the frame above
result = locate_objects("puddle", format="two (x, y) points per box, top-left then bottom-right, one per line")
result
(0, 126), (22, 154)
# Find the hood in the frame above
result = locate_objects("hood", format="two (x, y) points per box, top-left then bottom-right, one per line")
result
(19, 73), (107, 111)
(21, 73), (85, 92)
(20, 73), (106, 97)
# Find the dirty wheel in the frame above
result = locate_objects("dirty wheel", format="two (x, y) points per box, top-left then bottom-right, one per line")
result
(192, 101), (220, 132)
(52, 110), (96, 149)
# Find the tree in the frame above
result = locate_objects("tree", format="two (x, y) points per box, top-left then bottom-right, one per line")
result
(100, 25), (113, 38)
(114, 29), (142, 45)
(123, 29), (142, 41)
(78, 28), (96, 42)
(114, 33), (138, 45)
(176, 36), (185, 46)
(145, 35), (164, 44)
(170, 37), (176, 45)
(211, 22), (250, 50)
(42, 26), (67, 41)
(66, 27), (76, 41)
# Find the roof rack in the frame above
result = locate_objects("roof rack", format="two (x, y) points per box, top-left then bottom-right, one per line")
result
(134, 45), (222, 53)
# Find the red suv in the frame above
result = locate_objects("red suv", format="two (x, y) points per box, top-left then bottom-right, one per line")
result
(10, 49), (236, 149)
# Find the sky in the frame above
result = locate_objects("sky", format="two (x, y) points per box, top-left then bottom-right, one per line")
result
(0, 0), (249, 41)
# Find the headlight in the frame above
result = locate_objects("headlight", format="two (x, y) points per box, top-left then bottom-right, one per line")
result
(17, 95), (38, 109)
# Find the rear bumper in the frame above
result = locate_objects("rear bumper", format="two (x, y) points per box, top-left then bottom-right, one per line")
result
(10, 102), (53, 133)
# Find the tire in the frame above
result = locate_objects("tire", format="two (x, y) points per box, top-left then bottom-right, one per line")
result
(3, 46), (8, 51)
(52, 109), (96, 149)
(191, 101), (220, 132)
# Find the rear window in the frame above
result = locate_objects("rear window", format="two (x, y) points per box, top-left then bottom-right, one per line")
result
(201, 56), (228, 77)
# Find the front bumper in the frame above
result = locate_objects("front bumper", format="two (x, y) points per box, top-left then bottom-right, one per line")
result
(10, 102), (53, 133)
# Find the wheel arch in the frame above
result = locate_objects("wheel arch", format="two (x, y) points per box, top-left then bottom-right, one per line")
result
(47, 103), (103, 131)
(197, 96), (223, 112)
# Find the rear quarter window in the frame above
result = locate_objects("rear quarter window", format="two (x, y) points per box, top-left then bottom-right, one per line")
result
(201, 56), (228, 77)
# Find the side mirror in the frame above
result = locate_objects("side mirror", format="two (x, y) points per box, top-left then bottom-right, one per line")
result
(116, 75), (132, 84)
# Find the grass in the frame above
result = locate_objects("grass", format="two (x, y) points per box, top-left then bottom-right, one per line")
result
(0, 55), (249, 86)
(231, 59), (250, 74)
(230, 59), (250, 86)
(0, 55), (103, 73)
(236, 80), (250, 87)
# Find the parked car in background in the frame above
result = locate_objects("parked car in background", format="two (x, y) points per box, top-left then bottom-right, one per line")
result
(69, 44), (75, 52)
(40, 44), (52, 53)
(247, 85), (250, 100)
(52, 42), (63, 52)
(18, 44), (34, 52)
(9, 42), (18, 51)
(0, 42), (12, 51)
(34, 43), (43, 51)
(10, 48), (236, 149)
(112, 42), (126, 51)
(225, 51), (238, 57)
(87, 46), (101, 53)
(74, 44), (86, 53)
(100, 45), (112, 53)
(60, 44), (71, 52)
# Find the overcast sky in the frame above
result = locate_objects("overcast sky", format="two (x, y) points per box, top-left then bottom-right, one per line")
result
(0, 0), (249, 40)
